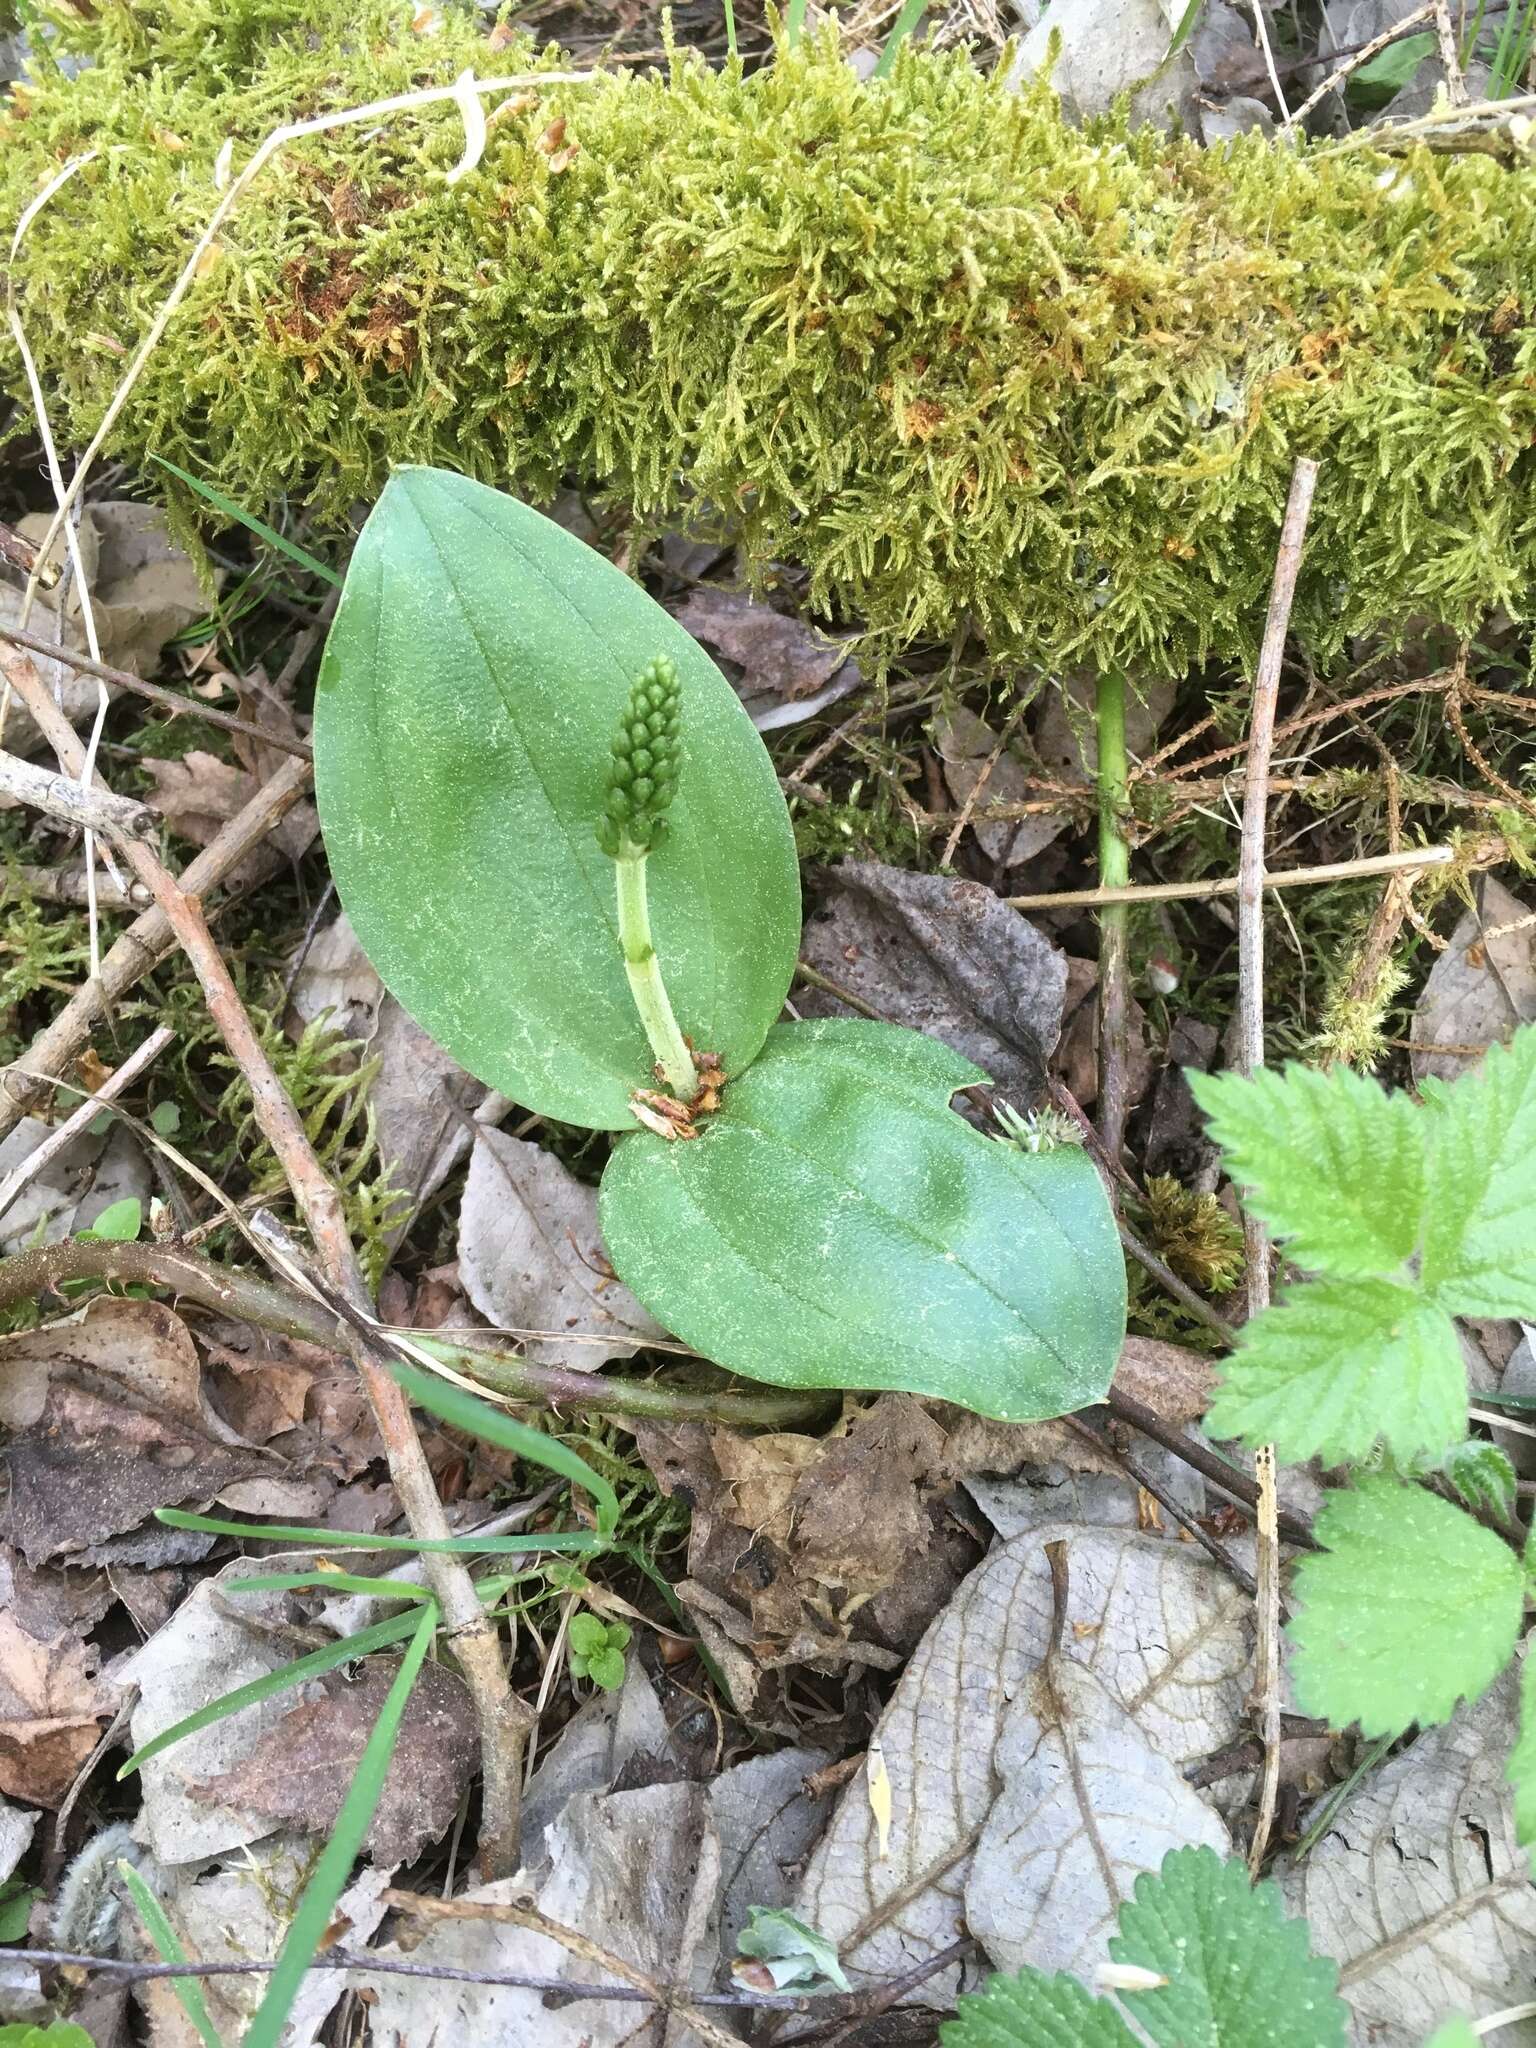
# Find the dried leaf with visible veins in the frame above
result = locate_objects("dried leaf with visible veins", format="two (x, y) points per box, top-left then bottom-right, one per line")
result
(193, 1656), (476, 1866)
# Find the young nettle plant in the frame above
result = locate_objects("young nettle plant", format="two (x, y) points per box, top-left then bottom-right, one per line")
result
(1190, 1030), (1536, 1843)
(313, 466), (1126, 1424)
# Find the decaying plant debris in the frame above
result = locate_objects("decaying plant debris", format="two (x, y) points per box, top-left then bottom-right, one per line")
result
(1, 0), (1535, 2041)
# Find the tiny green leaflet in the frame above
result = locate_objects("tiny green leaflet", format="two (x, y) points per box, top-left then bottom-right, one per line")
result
(599, 1018), (1125, 1421)
(313, 467), (800, 1131)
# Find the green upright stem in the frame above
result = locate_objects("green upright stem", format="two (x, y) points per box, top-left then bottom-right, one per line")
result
(615, 846), (698, 1099)
(1095, 670), (1131, 1168)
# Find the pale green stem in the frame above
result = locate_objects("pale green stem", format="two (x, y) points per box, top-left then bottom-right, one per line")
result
(1095, 670), (1131, 1167)
(615, 846), (698, 1099)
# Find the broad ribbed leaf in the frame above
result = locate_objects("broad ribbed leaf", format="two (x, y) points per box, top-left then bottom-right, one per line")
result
(599, 1018), (1125, 1420)
(313, 467), (800, 1130)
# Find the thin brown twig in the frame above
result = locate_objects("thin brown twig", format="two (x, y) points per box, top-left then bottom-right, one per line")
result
(3, 862), (153, 909)
(382, 1890), (750, 2048)
(0, 744), (158, 839)
(0, 623), (314, 758)
(777, 1938), (977, 2048)
(1447, 661), (1536, 826)
(0, 640), (528, 1878)
(1104, 1388), (1318, 1549)
(1238, 456), (1319, 1877)
(1066, 1415), (1258, 1594)
(1134, 668), (1460, 783)
(1432, 0), (1470, 105)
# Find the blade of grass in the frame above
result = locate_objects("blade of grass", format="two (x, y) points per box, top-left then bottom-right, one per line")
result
(150, 454), (343, 588)
(241, 1601), (439, 2048)
(118, 1862), (227, 2048)
(785, 0), (808, 45)
(119, 1608), (423, 1778)
(233, 1571), (436, 1599)
(873, 0), (929, 74)
(388, 1360), (622, 1539)
(1166, 0), (1207, 57)
(1488, 0), (1535, 96)
(156, 1507), (603, 1556)
(723, 0), (738, 58)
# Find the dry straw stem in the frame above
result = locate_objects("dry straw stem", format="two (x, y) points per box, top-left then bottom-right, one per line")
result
(0, 640), (530, 1879)
(0, 1021), (172, 1226)
(1281, 1), (1435, 128)
(1006, 842), (1454, 910)
(1237, 455), (1319, 1877)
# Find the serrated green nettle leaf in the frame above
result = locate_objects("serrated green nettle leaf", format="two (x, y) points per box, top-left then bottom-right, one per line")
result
(388, 1360), (621, 1538)
(599, 1019), (1126, 1421)
(1421, 1026), (1536, 1319)
(1443, 1439), (1518, 1521)
(243, 1601), (439, 2048)
(1188, 1063), (1426, 1278)
(1109, 1847), (1348, 2048)
(1289, 1480), (1524, 1737)
(941, 1968), (1138, 2047)
(1510, 1649), (1536, 1850)
(313, 468), (800, 1131)
(1206, 1279), (1465, 1465)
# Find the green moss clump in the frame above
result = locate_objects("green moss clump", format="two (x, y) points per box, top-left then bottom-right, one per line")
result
(3, 1), (1534, 671)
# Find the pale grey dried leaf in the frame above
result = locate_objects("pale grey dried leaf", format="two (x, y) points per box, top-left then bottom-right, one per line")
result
(521, 1662), (674, 1866)
(796, 1525), (1250, 1997)
(965, 1445), (1205, 1540)
(1411, 876), (1536, 1083)
(1284, 1672), (1536, 2047)
(933, 704), (1066, 867)
(712, 1744), (836, 1953)
(797, 861), (1068, 1100)
(1007, 0), (1201, 125)
(674, 587), (850, 699)
(1190, 0), (1266, 88)
(126, 1840), (389, 2047)
(967, 1655), (1229, 1976)
(370, 1783), (721, 2048)
(459, 1126), (665, 1372)
(0, 1798), (37, 1885)
(119, 1562), (309, 1864)
(0, 1116), (107, 1258)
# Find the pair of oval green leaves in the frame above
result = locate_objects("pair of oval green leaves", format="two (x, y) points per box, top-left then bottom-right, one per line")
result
(314, 468), (1124, 1422)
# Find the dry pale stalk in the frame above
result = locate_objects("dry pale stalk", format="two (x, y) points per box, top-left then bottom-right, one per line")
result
(1238, 456), (1319, 1875)
(1006, 842), (1453, 910)
(0, 745), (157, 839)
(0, 637), (529, 1876)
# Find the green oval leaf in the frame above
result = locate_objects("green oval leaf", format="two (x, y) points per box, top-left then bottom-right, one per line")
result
(313, 467), (801, 1130)
(598, 1018), (1126, 1421)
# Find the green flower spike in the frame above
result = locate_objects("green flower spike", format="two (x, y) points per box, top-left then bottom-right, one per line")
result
(597, 655), (683, 858)
(596, 655), (698, 1103)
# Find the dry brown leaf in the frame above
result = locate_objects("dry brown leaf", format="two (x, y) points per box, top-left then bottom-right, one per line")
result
(193, 1656), (476, 1865)
(0, 1610), (115, 1808)
(458, 1127), (665, 1371)
(0, 1300), (270, 1562)
(673, 587), (861, 729)
(797, 861), (1068, 1100)
(933, 704), (1067, 868)
(1411, 874), (1536, 1082)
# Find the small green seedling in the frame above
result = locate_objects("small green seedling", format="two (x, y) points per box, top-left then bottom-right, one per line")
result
(734, 1906), (851, 1993)
(1191, 1029), (1536, 1849)
(313, 467), (1126, 1424)
(568, 1613), (631, 1691)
